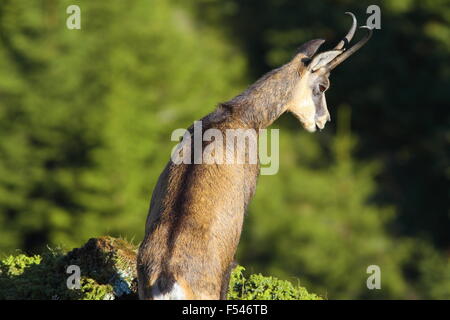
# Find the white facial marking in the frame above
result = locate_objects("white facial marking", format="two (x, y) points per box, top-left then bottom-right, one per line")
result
(288, 70), (330, 132)
(315, 94), (331, 129)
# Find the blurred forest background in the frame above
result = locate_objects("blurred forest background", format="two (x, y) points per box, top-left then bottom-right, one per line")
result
(0, 0), (448, 299)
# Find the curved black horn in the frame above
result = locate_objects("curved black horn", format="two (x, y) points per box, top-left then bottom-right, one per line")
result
(327, 26), (373, 71)
(333, 12), (358, 50)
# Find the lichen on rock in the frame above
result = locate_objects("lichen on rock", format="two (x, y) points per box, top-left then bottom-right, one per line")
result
(0, 237), (321, 300)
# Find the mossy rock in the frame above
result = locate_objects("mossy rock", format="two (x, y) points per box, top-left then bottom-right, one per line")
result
(0, 237), (321, 300)
(0, 236), (137, 300)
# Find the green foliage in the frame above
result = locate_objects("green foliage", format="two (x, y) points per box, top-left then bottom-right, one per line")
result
(0, 0), (245, 253)
(0, 254), (42, 277)
(228, 266), (321, 300)
(0, 250), (79, 300)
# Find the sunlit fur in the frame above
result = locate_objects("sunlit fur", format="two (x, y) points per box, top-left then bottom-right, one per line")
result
(137, 39), (336, 299)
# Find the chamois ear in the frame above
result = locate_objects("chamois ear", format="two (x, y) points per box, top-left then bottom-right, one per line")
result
(308, 50), (342, 72)
(295, 39), (326, 58)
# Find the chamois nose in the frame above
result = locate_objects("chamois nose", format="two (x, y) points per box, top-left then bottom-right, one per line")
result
(315, 113), (330, 130)
(304, 123), (317, 132)
(316, 121), (325, 130)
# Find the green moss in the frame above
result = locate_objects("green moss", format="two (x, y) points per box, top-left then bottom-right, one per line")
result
(227, 265), (322, 300)
(0, 254), (42, 276)
(0, 237), (320, 300)
(0, 250), (77, 299)
(79, 278), (114, 300)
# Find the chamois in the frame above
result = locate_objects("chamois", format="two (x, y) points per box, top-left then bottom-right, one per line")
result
(137, 12), (372, 300)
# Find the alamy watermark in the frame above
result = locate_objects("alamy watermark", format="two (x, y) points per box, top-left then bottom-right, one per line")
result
(66, 5), (81, 30)
(366, 265), (381, 290)
(366, 5), (381, 29)
(66, 265), (81, 289)
(65, 4), (380, 31)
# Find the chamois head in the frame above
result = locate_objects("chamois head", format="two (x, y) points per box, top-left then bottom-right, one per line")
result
(287, 12), (372, 132)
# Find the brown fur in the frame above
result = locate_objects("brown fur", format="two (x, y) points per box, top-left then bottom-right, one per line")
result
(137, 40), (327, 300)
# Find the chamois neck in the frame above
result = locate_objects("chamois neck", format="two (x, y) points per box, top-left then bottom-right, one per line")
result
(221, 63), (300, 129)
